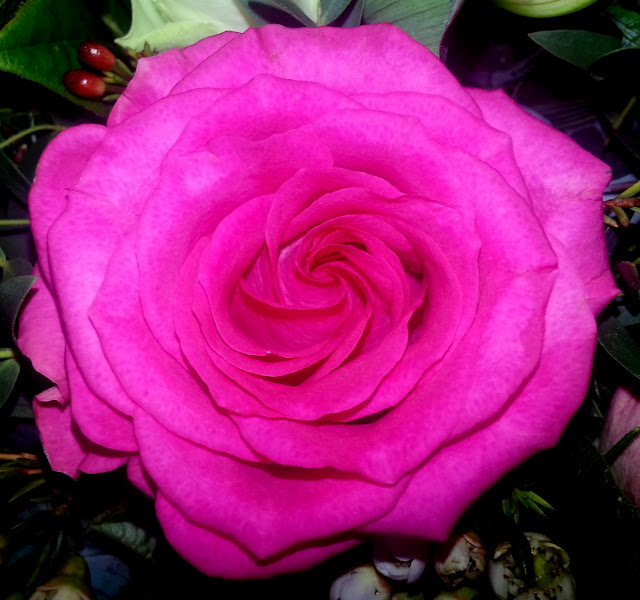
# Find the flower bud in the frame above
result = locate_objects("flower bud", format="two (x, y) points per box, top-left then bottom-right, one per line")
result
(62, 70), (105, 99)
(488, 533), (575, 600)
(78, 42), (116, 72)
(373, 537), (429, 584)
(434, 531), (487, 589)
(492, 0), (597, 18)
(330, 564), (393, 600)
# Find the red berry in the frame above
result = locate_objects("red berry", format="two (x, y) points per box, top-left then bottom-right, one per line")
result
(78, 41), (116, 72)
(63, 70), (106, 99)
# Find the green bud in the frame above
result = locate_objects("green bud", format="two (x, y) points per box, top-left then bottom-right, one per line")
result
(492, 0), (597, 18)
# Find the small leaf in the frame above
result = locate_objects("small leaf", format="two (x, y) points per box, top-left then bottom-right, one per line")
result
(598, 316), (640, 381)
(605, 426), (640, 465)
(0, 358), (19, 409)
(523, 491), (554, 511)
(529, 30), (622, 70)
(8, 476), (46, 503)
(362, 0), (455, 55)
(89, 521), (157, 561)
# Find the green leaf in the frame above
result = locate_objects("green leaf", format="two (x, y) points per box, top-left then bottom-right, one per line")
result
(8, 477), (46, 503)
(362, 0), (455, 54)
(607, 3), (640, 47)
(523, 491), (554, 510)
(529, 30), (622, 70)
(0, 358), (19, 409)
(598, 316), (640, 381)
(605, 426), (640, 465)
(334, 0), (364, 26)
(263, 0), (317, 25)
(318, 0), (351, 24)
(0, 0), (110, 116)
(89, 521), (157, 561)
(0, 274), (37, 339)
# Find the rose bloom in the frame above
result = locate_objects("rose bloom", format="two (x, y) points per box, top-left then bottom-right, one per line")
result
(18, 24), (616, 578)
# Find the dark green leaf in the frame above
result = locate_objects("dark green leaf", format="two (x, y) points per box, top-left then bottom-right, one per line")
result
(529, 30), (622, 70)
(334, 0), (364, 27)
(5, 258), (32, 279)
(96, 0), (132, 38)
(0, 146), (31, 204)
(0, 358), (19, 409)
(605, 426), (640, 465)
(362, 0), (454, 54)
(0, 0), (111, 116)
(89, 521), (157, 561)
(0, 0), (21, 25)
(0, 247), (32, 280)
(318, 0), (351, 24)
(607, 3), (640, 47)
(598, 316), (640, 380)
(8, 477), (46, 503)
(0, 274), (36, 339)
(262, 0), (316, 25)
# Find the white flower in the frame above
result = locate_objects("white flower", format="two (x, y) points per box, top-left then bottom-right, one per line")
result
(488, 533), (575, 600)
(434, 531), (487, 589)
(373, 537), (429, 584)
(330, 564), (392, 600)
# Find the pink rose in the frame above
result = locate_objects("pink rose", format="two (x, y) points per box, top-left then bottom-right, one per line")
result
(18, 24), (617, 578)
(601, 386), (640, 506)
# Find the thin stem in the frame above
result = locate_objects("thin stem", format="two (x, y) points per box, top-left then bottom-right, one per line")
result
(0, 125), (66, 151)
(0, 348), (16, 359)
(604, 197), (640, 208)
(0, 219), (30, 227)
(0, 452), (39, 462)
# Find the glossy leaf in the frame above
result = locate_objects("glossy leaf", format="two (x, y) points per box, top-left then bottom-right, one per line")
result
(529, 29), (622, 70)
(607, 3), (640, 48)
(362, 0), (455, 54)
(598, 316), (640, 381)
(0, 0), (110, 116)
(0, 358), (19, 409)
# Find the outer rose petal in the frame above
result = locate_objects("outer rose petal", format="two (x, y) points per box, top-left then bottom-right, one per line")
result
(17, 273), (68, 399)
(156, 494), (360, 579)
(25, 125), (106, 283)
(34, 388), (128, 478)
(601, 386), (640, 507)
(108, 31), (239, 125)
(468, 88), (617, 314)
